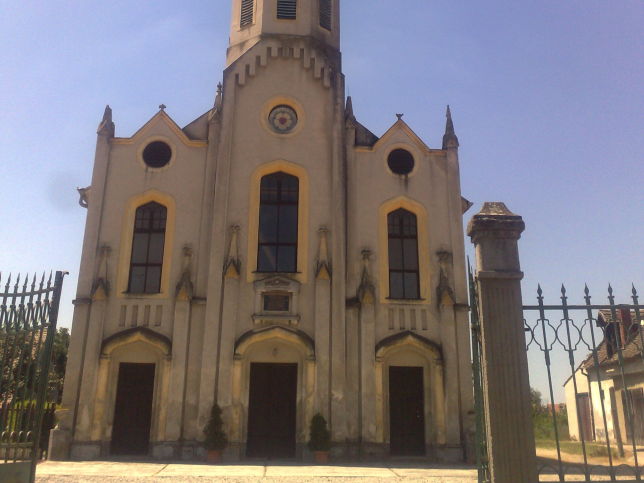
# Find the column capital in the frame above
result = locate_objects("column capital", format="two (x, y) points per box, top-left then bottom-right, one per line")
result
(467, 202), (525, 274)
(467, 202), (525, 242)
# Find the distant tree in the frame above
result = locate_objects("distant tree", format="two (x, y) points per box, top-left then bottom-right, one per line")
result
(531, 387), (569, 440)
(49, 328), (70, 403)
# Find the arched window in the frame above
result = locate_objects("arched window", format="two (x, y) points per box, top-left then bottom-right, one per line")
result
(387, 208), (420, 299)
(258, 172), (299, 273)
(128, 202), (167, 293)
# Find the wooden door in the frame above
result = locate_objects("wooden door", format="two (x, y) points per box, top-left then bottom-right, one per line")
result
(389, 366), (425, 455)
(110, 363), (155, 455)
(246, 363), (297, 458)
(577, 393), (593, 441)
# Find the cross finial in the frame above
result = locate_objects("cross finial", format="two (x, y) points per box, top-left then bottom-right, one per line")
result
(396, 113), (404, 120)
(159, 104), (166, 111)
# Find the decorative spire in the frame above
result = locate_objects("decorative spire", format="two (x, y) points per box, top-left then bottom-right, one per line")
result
(316, 227), (331, 280)
(357, 249), (375, 304)
(176, 245), (194, 299)
(214, 82), (223, 111)
(442, 105), (459, 149)
(97, 105), (115, 138)
(345, 96), (355, 123)
(91, 245), (111, 300)
(224, 225), (241, 278)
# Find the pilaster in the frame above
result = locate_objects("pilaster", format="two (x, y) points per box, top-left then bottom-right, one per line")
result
(467, 202), (537, 483)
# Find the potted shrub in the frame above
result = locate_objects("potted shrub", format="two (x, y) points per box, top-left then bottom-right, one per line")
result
(203, 403), (228, 463)
(307, 413), (331, 463)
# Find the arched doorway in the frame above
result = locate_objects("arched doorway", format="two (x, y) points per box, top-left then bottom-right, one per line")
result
(94, 328), (172, 456)
(233, 326), (315, 459)
(375, 331), (445, 456)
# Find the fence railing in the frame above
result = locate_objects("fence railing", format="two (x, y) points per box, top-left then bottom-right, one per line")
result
(524, 283), (642, 482)
(0, 271), (65, 483)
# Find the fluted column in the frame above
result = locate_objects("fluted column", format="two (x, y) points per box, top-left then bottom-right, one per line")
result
(467, 202), (537, 483)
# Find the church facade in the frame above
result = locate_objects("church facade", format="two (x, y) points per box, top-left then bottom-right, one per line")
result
(53, 0), (474, 462)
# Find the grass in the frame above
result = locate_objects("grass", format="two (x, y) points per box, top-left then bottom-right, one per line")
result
(536, 439), (620, 459)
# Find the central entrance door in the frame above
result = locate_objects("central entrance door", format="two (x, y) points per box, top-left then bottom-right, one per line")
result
(111, 363), (155, 455)
(389, 366), (425, 455)
(246, 363), (297, 458)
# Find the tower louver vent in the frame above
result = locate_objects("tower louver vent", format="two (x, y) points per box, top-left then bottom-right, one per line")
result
(240, 0), (254, 27)
(319, 0), (332, 30)
(277, 0), (297, 19)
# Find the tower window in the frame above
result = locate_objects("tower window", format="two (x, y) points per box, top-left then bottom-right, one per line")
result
(277, 0), (297, 20)
(319, 0), (332, 30)
(240, 0), (254, 27)
(387, 209), (420, 299)
(128, 202), (167, 294)
(257, 172), (299, 273)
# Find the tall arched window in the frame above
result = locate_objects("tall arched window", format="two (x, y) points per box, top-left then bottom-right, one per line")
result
(258, 172), (299, 272)
(128, 202), (167, 293)
(387, 208), (420, 299)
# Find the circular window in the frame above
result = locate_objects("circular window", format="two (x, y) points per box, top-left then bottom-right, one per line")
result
(387, 149), (415, 175)
(268, 105), (298, 134)
(142, 141), (172, 168)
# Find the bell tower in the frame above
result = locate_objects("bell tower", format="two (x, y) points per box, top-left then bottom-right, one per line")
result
(227, 0), (340, 66)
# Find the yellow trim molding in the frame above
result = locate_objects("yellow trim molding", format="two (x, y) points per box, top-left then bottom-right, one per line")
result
(378, 196), (430, 304)
(247, 160), (309, 283)
(111, 110), (208, 148)
(116, 190), (176, 299)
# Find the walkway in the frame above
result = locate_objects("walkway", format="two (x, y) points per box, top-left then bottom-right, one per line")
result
(37, 461), (478, 482)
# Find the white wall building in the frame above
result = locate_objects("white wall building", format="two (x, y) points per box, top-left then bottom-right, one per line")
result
(52, 0), (475, 462)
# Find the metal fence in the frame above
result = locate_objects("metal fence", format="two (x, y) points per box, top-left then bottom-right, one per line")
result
(0, 271), (65, 483)
(524, 283), (642, 482)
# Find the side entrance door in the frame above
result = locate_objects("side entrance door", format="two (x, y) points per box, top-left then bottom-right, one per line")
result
(246, 363), (297, 459)
(110, 363), (155, 455)
(389, 366), (425, 455)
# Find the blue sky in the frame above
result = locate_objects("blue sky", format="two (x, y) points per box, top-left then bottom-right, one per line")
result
(1, 0), (642, 402)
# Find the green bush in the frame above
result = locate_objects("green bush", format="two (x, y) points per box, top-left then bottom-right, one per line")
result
(308, 413), (331, 452)
(203, 404), (228, 451)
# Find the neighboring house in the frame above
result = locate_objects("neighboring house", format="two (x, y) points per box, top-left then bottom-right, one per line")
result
(50, 0), (475, 462)
(565, 309), (644, 447)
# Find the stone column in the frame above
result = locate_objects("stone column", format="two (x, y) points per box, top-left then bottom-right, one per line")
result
(467, 202), (537, 483)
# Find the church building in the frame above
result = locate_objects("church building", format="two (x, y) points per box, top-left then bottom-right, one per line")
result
(53, 0), (474, 462)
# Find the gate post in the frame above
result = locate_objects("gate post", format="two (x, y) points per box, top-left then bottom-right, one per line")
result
(467, 202), (537, 483)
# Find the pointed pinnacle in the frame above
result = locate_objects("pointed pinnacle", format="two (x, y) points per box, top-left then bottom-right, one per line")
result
(98, 105), (115, 137)
(442, 105), (459, 149)
(102, 105), (112, 123)
(446, 105), (454, 133)
(345, 96), (355, 121)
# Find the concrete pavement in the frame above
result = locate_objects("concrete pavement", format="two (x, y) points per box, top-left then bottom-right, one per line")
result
(36, 461), (478, 482)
